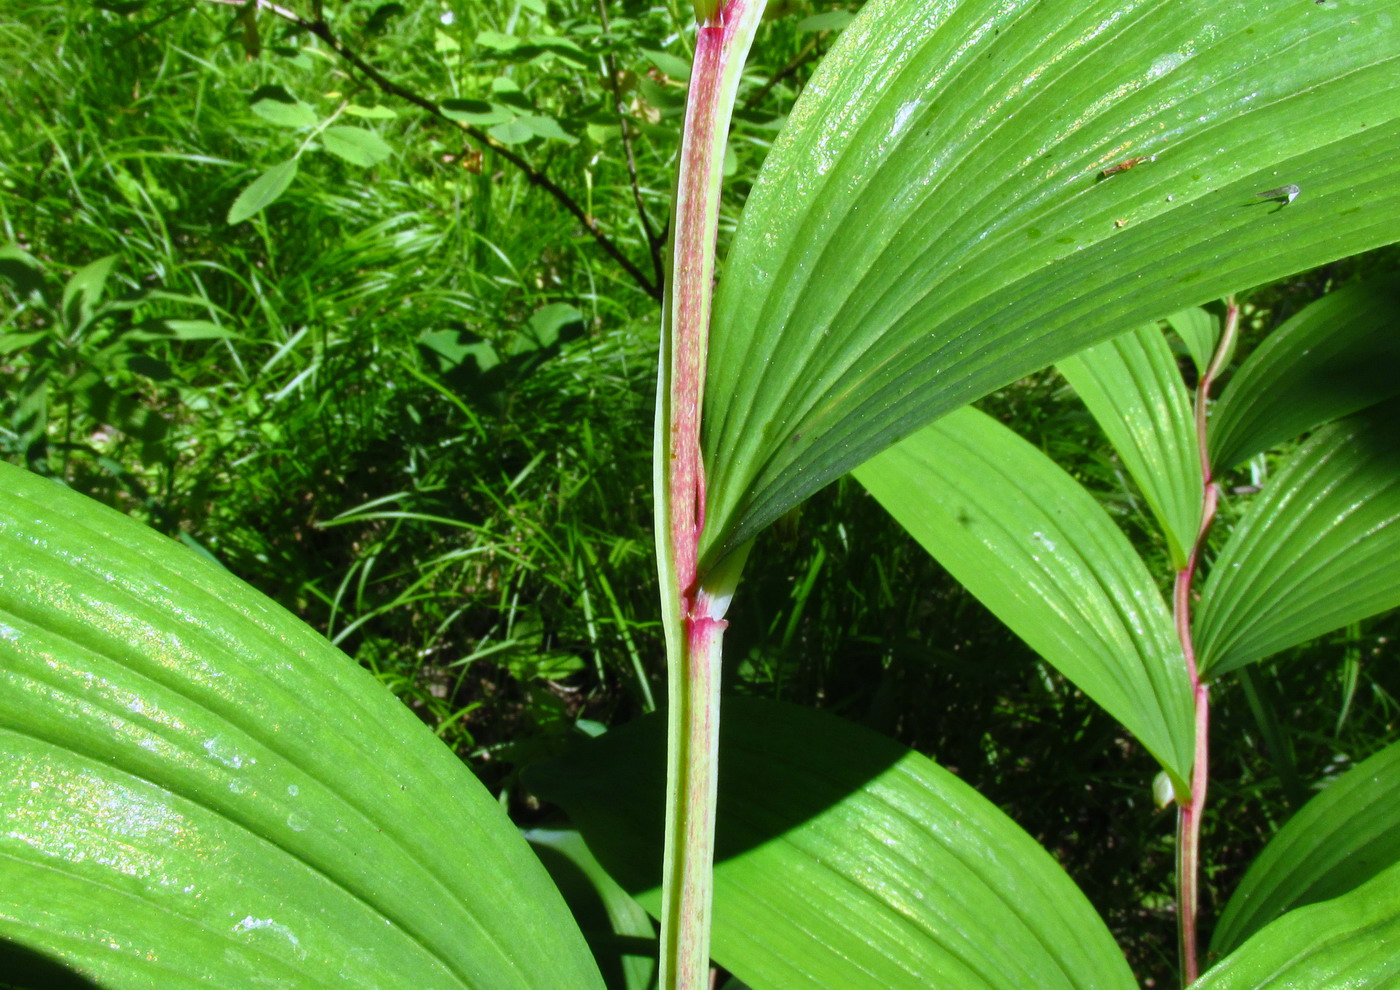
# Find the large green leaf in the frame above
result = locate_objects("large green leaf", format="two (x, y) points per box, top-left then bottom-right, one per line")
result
(1193, 861), (1400, 990)
(531, 697), (1136, 990)
(1057, 324), (1203, 568)
(1209, 274), (1400, 472)
(1193, 396), (1400, 678)
(699, 0), (1400, 573)
(0, 463), (602, 989)
(1211, 739), (1400, 957)
(853, 406), (1193, 790)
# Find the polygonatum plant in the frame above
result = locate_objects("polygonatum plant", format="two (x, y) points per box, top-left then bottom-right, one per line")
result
(3, 0), (1400, 987)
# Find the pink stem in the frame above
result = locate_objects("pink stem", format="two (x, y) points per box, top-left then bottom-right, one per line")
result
(1174, 298), (1238, 985)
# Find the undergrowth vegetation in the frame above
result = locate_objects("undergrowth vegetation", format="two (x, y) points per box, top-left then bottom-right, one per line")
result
(3, 1), (1396, 984)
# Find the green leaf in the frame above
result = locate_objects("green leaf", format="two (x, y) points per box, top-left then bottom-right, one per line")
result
(0, 462), (604, 990)
(1165, 307), (1220, 377)
(60, 254), (118, 333)
(476, 29), (520, 52)
(796, 10), (855, 32)
(854, 406), (1193, 790)
(1193, 396), (1400, 678)
(250, 95), (318, 129)
(643, 48), (693, 82)
(525, 828), (658, 990)
(489, 118), (536, 145)
(1057, 324), (1203, 568)
(227, 158), (298, 224)
(441, 99), (515, 126)
(1193, 861), (1400, 990)
(346, 104), (399, 119)
(513, 115), (578, 145)
(531, 698), (1136, 990)
(162, 319), (241, 340)
(320, 125), (393, 167)
(1209, 275), (1400, 471)
(1211, 739), (1400, 957)
(698, 0), (1400, 574)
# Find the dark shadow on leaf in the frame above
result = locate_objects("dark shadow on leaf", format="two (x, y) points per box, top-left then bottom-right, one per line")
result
(525, 697), (905, 899)
(0, 940), (105, 990)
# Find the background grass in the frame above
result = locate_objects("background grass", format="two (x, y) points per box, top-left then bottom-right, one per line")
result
(2, 1), (1396, 985)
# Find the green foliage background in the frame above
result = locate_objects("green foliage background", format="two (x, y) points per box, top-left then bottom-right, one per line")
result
(2, 0), (1396, 984)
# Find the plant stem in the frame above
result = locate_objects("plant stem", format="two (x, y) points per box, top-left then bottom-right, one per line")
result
(1173, 296), (1239, 985)
(653, 2), (765, 987)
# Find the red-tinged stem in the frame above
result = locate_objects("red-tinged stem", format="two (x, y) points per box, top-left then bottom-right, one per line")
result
(1174, 297), (1239, 986)
(655, 3), (765, 988)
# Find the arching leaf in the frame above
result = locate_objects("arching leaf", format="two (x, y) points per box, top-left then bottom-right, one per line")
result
(0, 462), (602, 990)
(1212, 739), (1400, 957)
(1194, 397), (1400, 677)
(1210, 274), (1400, 471)
(1057, 324), (1203, 568)
(854, 406), (1193, 790)
(531, 698), (1136, 990)
(699, 0), (1400, 573)
(1194, 861), (1400, 990)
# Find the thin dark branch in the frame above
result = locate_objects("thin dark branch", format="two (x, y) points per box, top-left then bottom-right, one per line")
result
(742, 33), (821, 111)
(202, 0), (662, 299)
(597, 0), (665, 291)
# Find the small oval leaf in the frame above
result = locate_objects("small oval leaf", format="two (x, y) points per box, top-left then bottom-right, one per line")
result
(227, 158), (298, 225)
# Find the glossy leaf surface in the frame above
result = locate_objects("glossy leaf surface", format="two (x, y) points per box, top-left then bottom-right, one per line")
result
(1210, 274), (1400, 471)
(699, 0), (1400, 573)
(1058, 324), (1202, 567)
(0, 463), (602, 989)
(1211, 739), (1400, 956)
(854, 406), (1193, 788)
(1193, 397), (1400, 677)
(531, 697), (1136, 990)
(1194, 861), (1400, 990)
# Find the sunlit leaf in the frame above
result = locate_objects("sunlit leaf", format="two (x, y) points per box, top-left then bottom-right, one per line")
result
(1194, 861), (1400, 990)
(0, 463), (603, 990)
(854, 406), (1193, 789)
(1057, 324), (1202, 568)
(320, 125), (393, 167)
(532, 698), (1136, 990)
(1193, 396), (1400, 677)
(1210, 274), (1400, 471)
(1212, 739), (1400, 956)
(699, 0), (1400, 573)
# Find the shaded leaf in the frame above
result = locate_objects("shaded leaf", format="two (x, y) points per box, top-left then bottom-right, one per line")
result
(1057, 324), (1203, 568)
(1212, 739), (1400, 956)
(525, 828), (658, 990)
(227, 158), (298, 224)
(320, 125), (393, 167)
(531, 698), (1136, 990)
(60, 255), (118, 333)
(1210, 274), (1400, 471)
(699, 0), (1400, 574)
(643, 48), (692, 82)
(0, 462), (603, 990)
(854, 406), (1193, 789)
(1194, 861), (1400, 990)
(1194, 396), (1400, 677)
